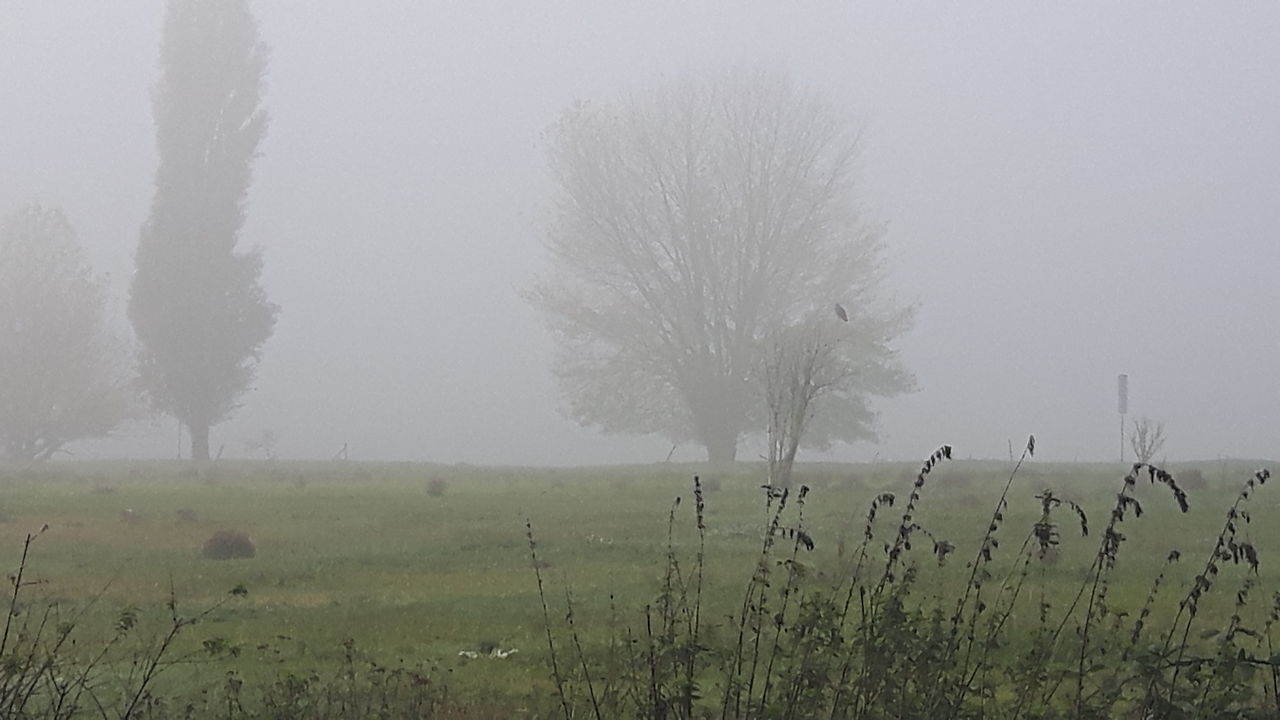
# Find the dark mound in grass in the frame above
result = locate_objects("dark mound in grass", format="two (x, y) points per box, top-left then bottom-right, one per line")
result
(202, 530), (256, 560)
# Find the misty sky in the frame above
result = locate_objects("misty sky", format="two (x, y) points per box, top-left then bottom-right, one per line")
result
(3, 3), (1277, 465)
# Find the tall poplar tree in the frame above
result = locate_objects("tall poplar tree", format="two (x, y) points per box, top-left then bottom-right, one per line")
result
(130, 0), (277, 461)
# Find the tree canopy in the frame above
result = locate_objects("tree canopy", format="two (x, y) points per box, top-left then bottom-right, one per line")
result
(0, 204), (133, 462)
(129, 0), (277, 461)
(532, 70), (914, 462)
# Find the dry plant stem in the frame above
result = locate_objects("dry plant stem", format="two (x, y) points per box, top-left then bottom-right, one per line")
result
(564, 585), (603, 720)
(606, 593), (623, 712)
(942, 436), (1034, 714)
(951, 541), (1036, 714)
(866, 448), (951, 697)
(1036, 495), (1129, 715)
(824, 493), (888, 720)
(722, 486), (789, 720)
(6, 578), (114, 720)
(830, 446), (951, 719)
(621, 624), (645, 711)
(872, 446), (952, 600)
(1, 528), (46, 657)
(653, 496), (684, 715)
(781, 614), (822, 720)
(1123, 550), (1180, 663)
(1020, 463), (1184, 718)
(759, 485), (810, 713)
(1075, 544), (1112, 713)
(1012, 474), (1138, 720)
(645, 605), (660, 719)
(1154, 468), (1269, 714)
(744, 488), (790, 716)
(1264, 591), (1280, 714)
(8, 606), (54, 714)
(1012, 499), (1079, 709)
(42, 616), (89, 715)
(119, 574), (243, 719)
(527, 518), (572, 720)
(954, 436), (1033, 632)
(1158, 483), (1249, 709)
(834, 492), (893, 628)
(517, 450), (1277, 717)
(683, 477), (707, 720)
(662, 496), (684, 653)
(1077, 467), (1174, 713)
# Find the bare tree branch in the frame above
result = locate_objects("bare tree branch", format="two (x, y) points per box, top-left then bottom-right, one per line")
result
(1130, 417), (1167, 464)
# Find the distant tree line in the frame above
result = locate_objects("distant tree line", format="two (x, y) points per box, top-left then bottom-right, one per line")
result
(3, 12), (912, 471)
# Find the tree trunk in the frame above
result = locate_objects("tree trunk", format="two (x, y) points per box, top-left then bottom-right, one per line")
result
(189, 421), (210, 462)
(778, 441), (800, 488)
(773, 462), (794, 489)
(702, 427), (739, 464)
(686, 380), (743, 464)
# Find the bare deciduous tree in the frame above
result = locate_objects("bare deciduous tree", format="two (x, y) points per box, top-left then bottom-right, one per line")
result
(764, 318), (835, 488)
(1129, 417), (1167, 464)
(765, 309), (910, 486)
(0, 204), (133, 462)
(531, 70), (913, 462)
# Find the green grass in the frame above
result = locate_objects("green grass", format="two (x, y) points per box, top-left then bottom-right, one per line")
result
(0, 457), (1274, 715)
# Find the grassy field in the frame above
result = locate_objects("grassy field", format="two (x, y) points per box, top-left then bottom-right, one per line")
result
(0, 455), (1276, 716)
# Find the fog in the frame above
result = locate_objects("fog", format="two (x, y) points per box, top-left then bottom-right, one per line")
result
(3, 3), (1277, 465)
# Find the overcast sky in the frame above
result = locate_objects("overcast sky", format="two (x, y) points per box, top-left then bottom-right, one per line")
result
(3, 2), (1277, 465)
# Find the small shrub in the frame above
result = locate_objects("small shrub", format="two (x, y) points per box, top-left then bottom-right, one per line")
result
(426, 477), (447, 497)
(202, 530), (256, 560)
(175, 507), (198, 524)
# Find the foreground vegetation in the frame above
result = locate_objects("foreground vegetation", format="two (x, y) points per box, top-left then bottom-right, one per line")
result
(0, 451), (1276, 717)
